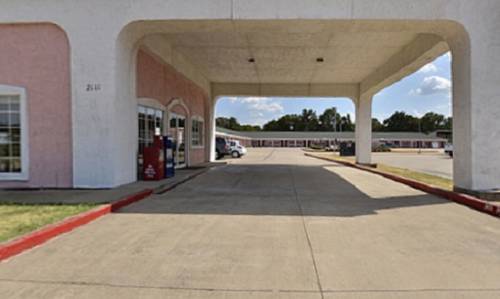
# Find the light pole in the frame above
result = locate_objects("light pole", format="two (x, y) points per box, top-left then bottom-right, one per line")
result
(418, 118), (422, 154)
(331, 107), (337, 132)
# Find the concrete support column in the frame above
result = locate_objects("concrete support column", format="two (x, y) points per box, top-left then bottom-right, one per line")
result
(449, 21), (500, 195)
(355, 93), (373, 165)
(69, 28), (134, 188)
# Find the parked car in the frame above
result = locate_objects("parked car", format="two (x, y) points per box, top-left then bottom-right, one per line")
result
(326, 144), (339, 152)
(216, 137), (230, 159)
(229, 140), (247, 158)
(373, 143), (391, 152)
(444, 143), (453, 157)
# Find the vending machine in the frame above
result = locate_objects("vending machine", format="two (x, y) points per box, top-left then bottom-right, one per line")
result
(164, 136), (175, 178)
(142, 136), (165, 181)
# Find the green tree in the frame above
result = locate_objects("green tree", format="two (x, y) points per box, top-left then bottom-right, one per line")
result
(372, 118), (384, 131)
(383, 111), (419, 132)
(339, 114), (355, 132)
(318, 107), (337, 131)
(216, 117), (261, 131)
(300, 109), (319, 131)
(261, 108), (354, 132)
(263, 114), (301, 131)
(443, 116), (453, 130)
(420, 112), (446, 133)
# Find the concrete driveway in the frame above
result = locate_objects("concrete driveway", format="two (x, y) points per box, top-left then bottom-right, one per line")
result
(1, 148), (499, 298)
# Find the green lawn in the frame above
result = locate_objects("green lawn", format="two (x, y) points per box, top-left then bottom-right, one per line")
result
(376, 163), (453, 190)
(306, 152), (453, 191)
(0, 204), (96, 243)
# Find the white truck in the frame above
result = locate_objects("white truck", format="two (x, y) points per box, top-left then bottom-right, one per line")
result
(229, 140), (248, 158)
(444, 143), (453, 157)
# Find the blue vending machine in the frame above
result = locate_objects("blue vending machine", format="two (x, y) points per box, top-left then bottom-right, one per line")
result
(164, 136), (175, 178)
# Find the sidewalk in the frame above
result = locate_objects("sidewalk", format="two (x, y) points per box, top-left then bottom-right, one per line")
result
(0, 163), (223, 205)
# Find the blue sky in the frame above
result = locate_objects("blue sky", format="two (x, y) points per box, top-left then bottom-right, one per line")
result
(216, 52), (452, 126)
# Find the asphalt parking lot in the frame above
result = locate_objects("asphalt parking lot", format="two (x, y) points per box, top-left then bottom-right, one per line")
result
(1, 148), (498, 298)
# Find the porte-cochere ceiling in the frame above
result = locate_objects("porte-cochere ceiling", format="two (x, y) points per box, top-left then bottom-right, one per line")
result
(134, 20), (451, 85)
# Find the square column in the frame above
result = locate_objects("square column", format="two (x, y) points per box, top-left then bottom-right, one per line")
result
(450, 19), (500, 197)
(208, 97), (217, 162)
(355, 94), (373, 165)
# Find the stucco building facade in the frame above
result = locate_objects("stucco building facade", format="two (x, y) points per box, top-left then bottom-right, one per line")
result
(0, 0), (499, 196)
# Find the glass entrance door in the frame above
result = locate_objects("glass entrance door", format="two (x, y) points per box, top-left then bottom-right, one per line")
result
(169, 113), (187, 169)
(137, 106), (164, 179)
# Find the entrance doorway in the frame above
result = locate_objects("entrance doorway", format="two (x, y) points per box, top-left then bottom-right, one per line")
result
(169, 112), (187, 169)
(137, 105), (164, 179)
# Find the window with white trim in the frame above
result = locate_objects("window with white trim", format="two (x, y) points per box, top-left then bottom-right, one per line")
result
(191, 117), (204, 147)
(138, 105), (164, 154)
(0, 85), (28, 180)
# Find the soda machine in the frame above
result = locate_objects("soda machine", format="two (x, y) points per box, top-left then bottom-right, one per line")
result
(142, 136), (165, 181)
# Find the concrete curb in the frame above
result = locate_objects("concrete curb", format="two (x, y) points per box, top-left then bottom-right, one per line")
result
(0, 166), (213, 262)
(0, 189), (153, 262)
(305, 153), (500, 218)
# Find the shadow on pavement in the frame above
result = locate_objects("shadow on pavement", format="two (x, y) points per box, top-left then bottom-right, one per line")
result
(119, 163), (447, 218)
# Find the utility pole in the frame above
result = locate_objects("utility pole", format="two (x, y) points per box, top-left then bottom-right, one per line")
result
(331, 107), (337, 132)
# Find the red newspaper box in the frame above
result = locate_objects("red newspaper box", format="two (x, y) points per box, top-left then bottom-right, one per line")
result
(142, 136), (165, 181)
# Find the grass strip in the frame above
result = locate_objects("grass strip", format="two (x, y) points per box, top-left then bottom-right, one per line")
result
(0, 204), (97, 243)
(306, 152), (453, 191)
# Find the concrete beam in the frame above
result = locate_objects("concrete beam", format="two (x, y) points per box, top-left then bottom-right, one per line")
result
(360, 34), (449, 96)
(212, 83), (359, 100)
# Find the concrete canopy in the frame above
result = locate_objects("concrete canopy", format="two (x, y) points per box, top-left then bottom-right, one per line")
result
(6, 0), (499, 194)
(129, 20), (450, 98)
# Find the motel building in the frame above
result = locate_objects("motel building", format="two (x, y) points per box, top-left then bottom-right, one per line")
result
(216, 127), (448, 149)
(0, 1), (500, 198)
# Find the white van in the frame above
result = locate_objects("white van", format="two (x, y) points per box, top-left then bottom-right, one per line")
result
(229, 140), (248, 158)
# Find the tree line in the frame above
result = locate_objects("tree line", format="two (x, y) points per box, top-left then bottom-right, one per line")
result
(217, 109), (452, 134)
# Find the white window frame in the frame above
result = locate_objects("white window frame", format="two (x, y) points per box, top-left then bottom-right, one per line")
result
(191, 116), (204, 148)
(0, 85), (29, 181)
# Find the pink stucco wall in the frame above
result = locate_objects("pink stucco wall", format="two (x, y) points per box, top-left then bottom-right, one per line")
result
(0, 24), (72, 188)
(136, 48), (208, 166)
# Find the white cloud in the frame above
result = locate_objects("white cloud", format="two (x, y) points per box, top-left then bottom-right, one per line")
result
(434, 102), (452, 116)
(239, 97), (263, 104)
(412, 110), (423, 118)
(418, 63), (438, 73)
(230, 97), (284, 113)
(226, 97), (284, 126)
(227, 97), (238, 103)
(250, 101), (284, 113)
(410, 76), (451, 96)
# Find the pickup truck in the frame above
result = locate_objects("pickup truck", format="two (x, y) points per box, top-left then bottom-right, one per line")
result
(229, 140), (247, 158)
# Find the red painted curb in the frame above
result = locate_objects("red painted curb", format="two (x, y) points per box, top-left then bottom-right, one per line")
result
(110, 189), (153, 212)
(0, 189), (153, 262)
(305, 153), (500, 218)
